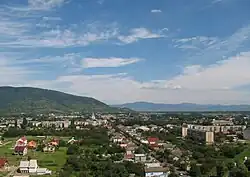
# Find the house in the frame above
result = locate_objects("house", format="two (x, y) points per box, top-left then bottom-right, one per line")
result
(19, 159), (51, 175)
(36, 168), (52, 175)
(14, 146), (28, 156)
(27, 141), (37, 149)
(148, 137), (159, 145)
(68, 137), (78, 144)
(15, 136), (28, 147)
(134, 154), (147, 163)
(14, 136), (28, 155)
(50, 138), (59, 146)
(0, 158), (8, 168)
(124, 153), (134, 160)
(43, 145), (56, 152)
(19, 161), (29, 173)
(145, 166), (169, 177)
(28, 160), (38, 173)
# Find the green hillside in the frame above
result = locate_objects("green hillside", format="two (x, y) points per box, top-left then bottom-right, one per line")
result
(0, 86), (118, 114)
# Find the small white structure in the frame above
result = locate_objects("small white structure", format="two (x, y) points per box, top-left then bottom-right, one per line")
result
(19, 161), (29, 173)
(91, 113), (96, 120)
(28, 160), (38, 173)
(37, 168), (52, 175)
(19, 159), (51, 175)
(134, 154), (147, 162)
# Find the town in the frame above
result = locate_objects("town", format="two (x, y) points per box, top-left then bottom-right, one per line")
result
(0, 112), (250, 177)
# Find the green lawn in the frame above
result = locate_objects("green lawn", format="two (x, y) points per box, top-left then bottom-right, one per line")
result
(0, 140), (22, 166)
(27, 147), (67, 172)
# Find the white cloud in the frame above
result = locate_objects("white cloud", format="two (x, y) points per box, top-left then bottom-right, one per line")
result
(211, 0), (224, 4)
(82, 57), (143, 68)
(42, 16), (62, 21)
(28, 52), (250, 104)
(4, 51), (250, 104)
(174, 25), (250, 64)
(151, 9), (162, 13)
(164, 52), (250, 90)
(28, 0), (65, 10)
(118, 28), (164, 44)
(1, 3), (164, 48)
(0, 53), (35, 85)
(0, 24), (119, 48)
(174, 36), (218, 50)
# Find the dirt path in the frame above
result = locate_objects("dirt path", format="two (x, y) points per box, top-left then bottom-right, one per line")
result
(0, 141), (12, 147)
(5, 166), (18, 177)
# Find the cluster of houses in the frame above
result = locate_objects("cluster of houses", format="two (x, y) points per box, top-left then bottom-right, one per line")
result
(13, 136), (60, 155)
(0, 113), (112, 131)
(110, 130), (170, 177)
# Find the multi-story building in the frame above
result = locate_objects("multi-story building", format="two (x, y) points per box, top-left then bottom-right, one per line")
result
(182, 122), (246, 144)
(182, 126), (214, 145)
(185, 124), (246, 133)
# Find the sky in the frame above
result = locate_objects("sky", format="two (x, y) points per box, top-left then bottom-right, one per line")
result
(1, 0), (250, 104)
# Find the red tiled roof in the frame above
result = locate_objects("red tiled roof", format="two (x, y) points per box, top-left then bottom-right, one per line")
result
(124, 154), (134, 159)
(0, 158), (8, 167)
(148, 137), (159, 142)
(21, 136), (27, 141)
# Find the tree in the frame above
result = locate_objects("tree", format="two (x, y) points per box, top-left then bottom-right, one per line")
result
(230, 164), (249, 177)
(135, 146), (145, 154)
(244, 159), (250, 171)
(216, 162), (227, 177)
(21, 117), (28, 129)
(14, 119), (18, 128)
(67, 144), (79, 155)
(169, 166), (178, 177)
(59, 140), (67, 147)
(190, 164), (201, 177)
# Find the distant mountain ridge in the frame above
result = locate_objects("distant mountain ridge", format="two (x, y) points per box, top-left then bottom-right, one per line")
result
(0, 86), (120, 114)
(114, 102), (250, 112)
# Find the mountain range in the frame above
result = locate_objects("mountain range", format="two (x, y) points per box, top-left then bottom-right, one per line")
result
(114, 102), (250, 112)
(0, 86), (120, 114)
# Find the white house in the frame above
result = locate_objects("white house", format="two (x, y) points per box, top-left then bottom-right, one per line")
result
(19, 159), (51, 175)
(19, 161), (29, 173)
(134, 154), (147, 163)
(145, 167), (169, 177)
(28, 160), (38, 173)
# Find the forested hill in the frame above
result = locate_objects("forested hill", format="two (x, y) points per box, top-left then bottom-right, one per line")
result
(0, 86), (118, 114)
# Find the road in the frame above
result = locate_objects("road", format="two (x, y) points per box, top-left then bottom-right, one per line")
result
(5, 166), (18, 177)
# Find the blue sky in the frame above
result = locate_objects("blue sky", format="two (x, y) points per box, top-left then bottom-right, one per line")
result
(1, 0), (250, 104)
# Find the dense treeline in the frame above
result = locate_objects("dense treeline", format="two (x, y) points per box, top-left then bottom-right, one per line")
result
(3, 127), (109, 141)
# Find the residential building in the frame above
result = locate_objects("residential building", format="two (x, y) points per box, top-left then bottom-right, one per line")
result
(14, 146), (28, 156)
(28, 160), (38, 173)
(19, 159), (51, 175)
(0, 158), (8, 168)
(43, 145), (56, 152)
(212, 119), (234, 126)
(14, 137), (28, 155)
(182, 126), (214, 144)
(145, 166), (169, 177)
(19, 161), (29, 173)
(134, 154), (147, 163)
